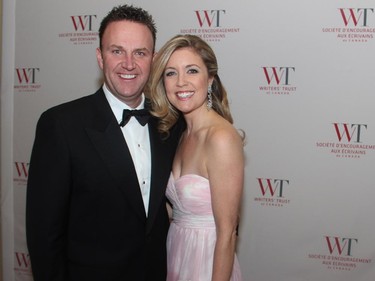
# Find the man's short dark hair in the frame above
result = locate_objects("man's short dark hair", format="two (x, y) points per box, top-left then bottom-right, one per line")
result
(98, 4), (157, 50)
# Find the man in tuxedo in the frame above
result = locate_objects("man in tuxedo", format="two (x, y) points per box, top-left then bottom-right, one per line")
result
(26, 5), (183, 281)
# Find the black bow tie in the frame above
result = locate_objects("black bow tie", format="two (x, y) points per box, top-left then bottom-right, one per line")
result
(119, 109), (150, 127)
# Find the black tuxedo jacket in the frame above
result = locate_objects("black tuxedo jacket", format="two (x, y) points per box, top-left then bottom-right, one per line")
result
(26, 88), (183, 281)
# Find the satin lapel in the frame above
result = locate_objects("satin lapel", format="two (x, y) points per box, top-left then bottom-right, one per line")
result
(85, 91), (146, 221)
(146, 116), (171, 233)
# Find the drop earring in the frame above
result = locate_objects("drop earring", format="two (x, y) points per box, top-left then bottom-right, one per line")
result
(207, 84), (213, 109)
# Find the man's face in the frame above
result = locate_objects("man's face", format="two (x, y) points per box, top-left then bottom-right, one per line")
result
(96, 20), (154, 107)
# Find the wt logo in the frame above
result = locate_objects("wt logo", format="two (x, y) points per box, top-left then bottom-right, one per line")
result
(15, 252), (31, 268)
(333, 123), (367, 143)
(325, 236), (358, 256)
(339, 8), (374, 27)
(15, 68), (40, 84)
(71, 15), (97, 31)
(262, 67), (295, 85)
(257, 178), (289, 197)
(195, 10), (226, 27)
(14, 162), (29, 179)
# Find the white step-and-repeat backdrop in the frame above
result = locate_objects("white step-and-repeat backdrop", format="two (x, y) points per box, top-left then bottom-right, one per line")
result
(2, 0), (375, 280)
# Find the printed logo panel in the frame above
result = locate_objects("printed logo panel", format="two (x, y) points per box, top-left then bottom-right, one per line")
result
(179, 9), (240, 43)
(254, 178), (291, 207)
(308, 236), (372, 272)
(258, 66), (297, 95)
(316, 123), (375, 158)
(14, 68), (41, 93)
(59, 14), (98, 45)
(322, 8), (375, 43)
(14, 252), (32, 276)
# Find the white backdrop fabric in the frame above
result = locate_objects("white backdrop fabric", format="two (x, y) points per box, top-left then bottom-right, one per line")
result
(2, 0), (375, 280)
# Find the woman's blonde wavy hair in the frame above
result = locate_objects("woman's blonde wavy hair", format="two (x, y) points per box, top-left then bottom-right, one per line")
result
(147, 34), (233, 138)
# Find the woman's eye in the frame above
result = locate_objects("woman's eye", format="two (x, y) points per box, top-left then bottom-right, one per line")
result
(165, 71), (176, 77)
(187, 68), (198, 74)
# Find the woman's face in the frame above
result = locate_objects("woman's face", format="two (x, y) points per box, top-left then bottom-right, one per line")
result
(163, 47), (213, 114)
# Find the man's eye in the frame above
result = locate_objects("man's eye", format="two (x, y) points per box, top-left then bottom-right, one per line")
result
(112, 49), (122, 55)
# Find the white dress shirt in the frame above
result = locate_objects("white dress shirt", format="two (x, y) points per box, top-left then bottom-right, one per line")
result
(103, 84), (151, 216)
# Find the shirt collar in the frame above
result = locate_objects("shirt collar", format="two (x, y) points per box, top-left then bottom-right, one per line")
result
(102, 84), (145, 124)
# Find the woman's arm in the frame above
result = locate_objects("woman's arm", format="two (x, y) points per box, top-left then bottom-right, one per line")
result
(207, 126), (244, 281)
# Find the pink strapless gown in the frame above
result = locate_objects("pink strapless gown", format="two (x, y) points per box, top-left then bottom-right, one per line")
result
(166, 173), (242, 281)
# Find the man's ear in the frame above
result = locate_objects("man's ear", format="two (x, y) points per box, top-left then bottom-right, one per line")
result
(96, 48), (104, 70)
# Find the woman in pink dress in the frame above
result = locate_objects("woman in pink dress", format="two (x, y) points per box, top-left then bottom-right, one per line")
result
(149, 34), (244, 281)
